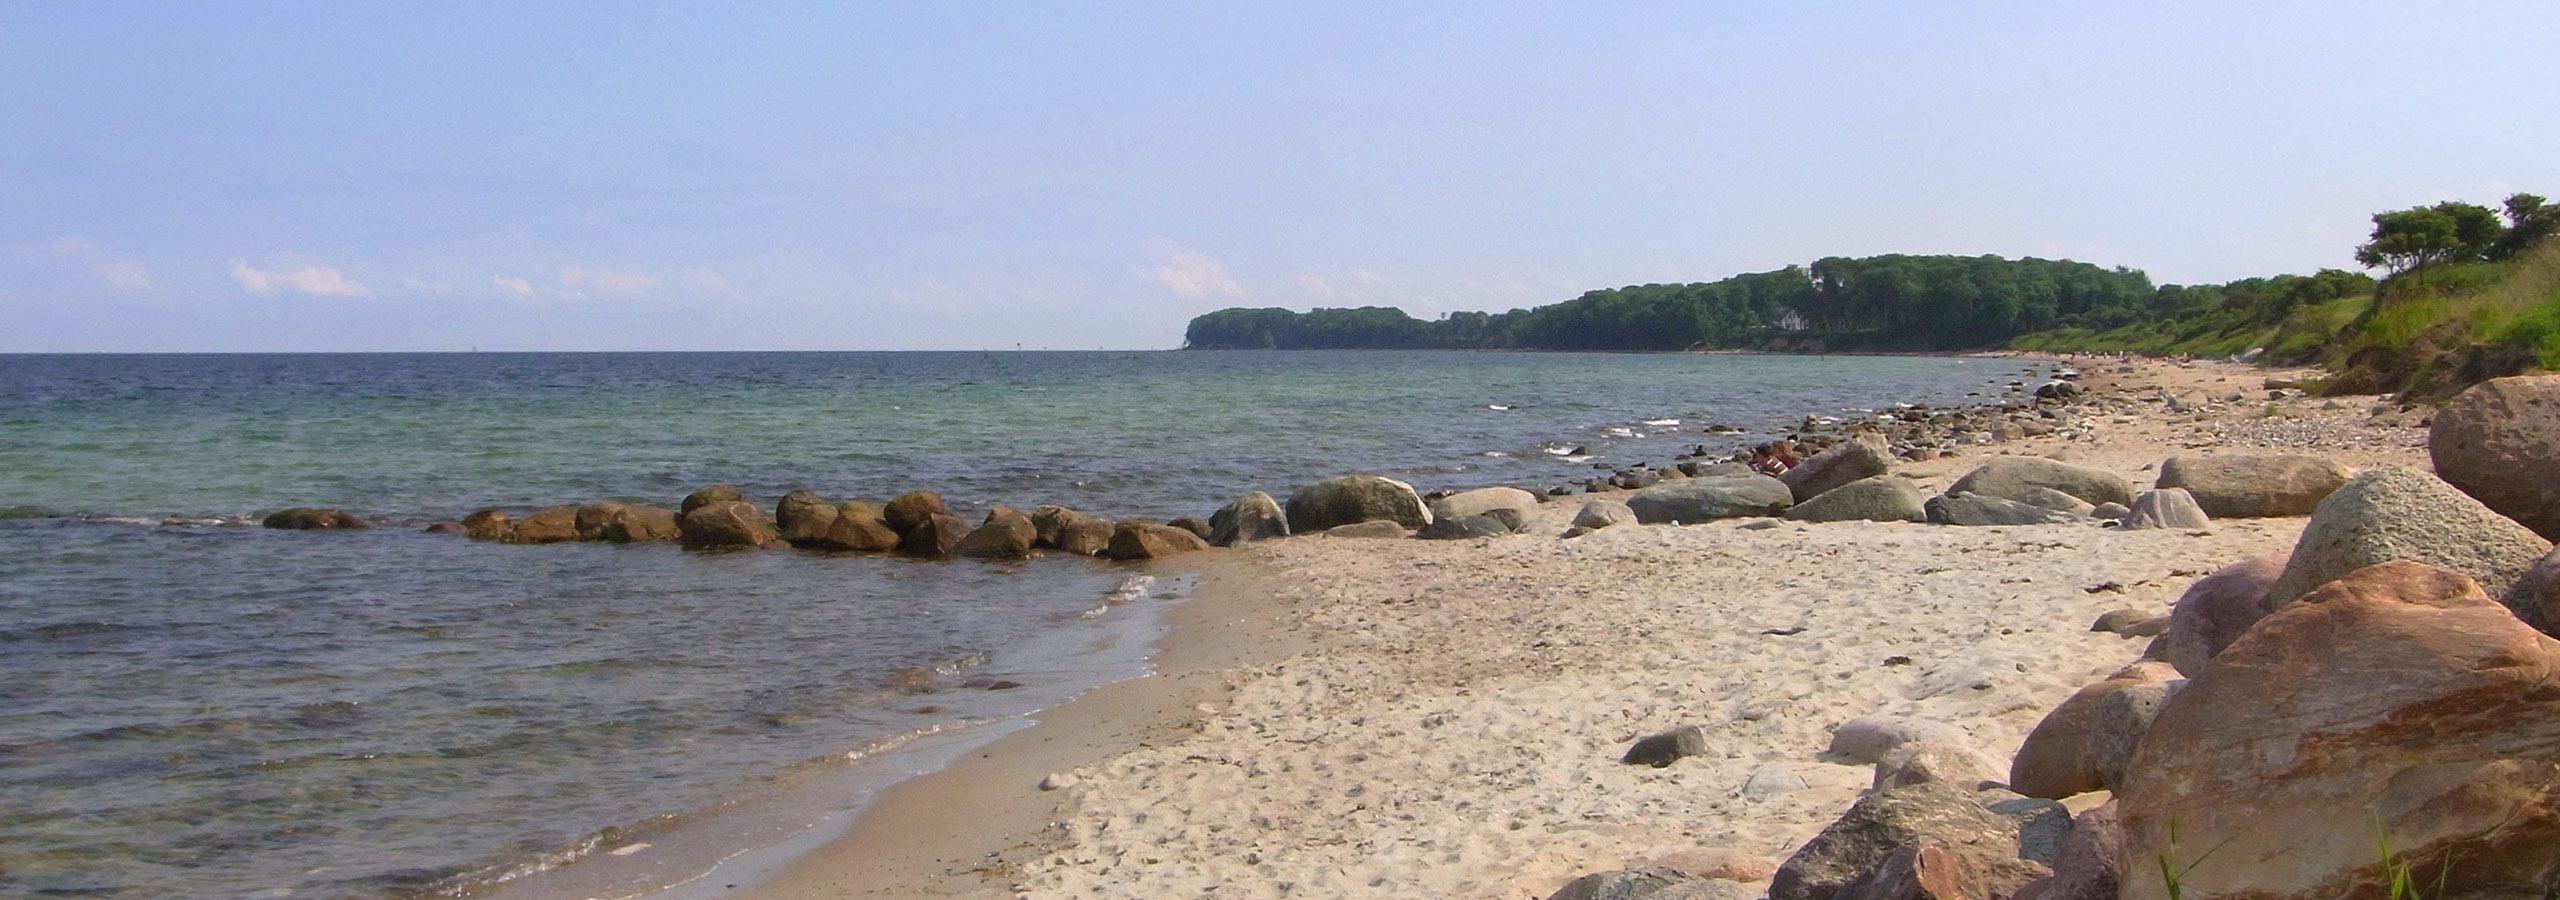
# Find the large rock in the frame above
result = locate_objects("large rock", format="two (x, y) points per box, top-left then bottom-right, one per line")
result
(2505, 547), (2560, 635)
(898, 513), (970, 558)
(1106, 520), (1210, 560)
(1625, 474), (1793, 524)
(2117, 561), (2560, 900)
(774, 490), (839, 547)
(1206, 492), (1290, 546)
(1430, 486), (1541, 522)
(461, 508), (513, 542)
(2117, 488), (2208, 530)
(2162, 552), (2290, 676)
(1052, 515), (1114, 557)
(262, 507), (370, 530)
(815, 501), (900, 551)
(2013, 802), (2123, 900)
(598, 504), (680, 543)
(1415, 514), (1515, 540)
(1827, 717), (1977, 765)
(1028, 505), (1094, 548)
(952, 507), (1037, 560)
(2011, 487), (2095, 516)
(1787, 476), (1927, 523)
(1944, 458), (2134, 508)
(2153, 454), (2353, 518)
(1566, 498), (1637, 536)
(1830, 838), (2050, 900)
(1782, 436), (1893, 503)
(679, 499), (782, 549)
(1545, 869), (1754, 900)
(679, 484), (743, 517)
(881, 490), (948, 536)
(2261, 466), (2551, 607)
(2008, 661), (2180, 799)
(1871, 740), (2005, 792)
(2430, 373), (2560, 540)
(1924, 493), (2080, 527)
(505, 505), (581, 544)
(1284, 475), (1432, 532)
(572, 502), (630, 540)
(1770, 781), (2025, 900)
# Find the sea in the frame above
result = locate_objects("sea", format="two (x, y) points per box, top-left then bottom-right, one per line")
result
(0, 350), (2047, 899)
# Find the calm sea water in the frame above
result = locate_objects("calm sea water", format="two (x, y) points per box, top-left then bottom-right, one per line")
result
(0, 350), (2037, 899)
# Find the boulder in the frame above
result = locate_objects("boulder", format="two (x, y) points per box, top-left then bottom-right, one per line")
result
(598, 504), (680, 543)
(2087, 502), (2129, 521)
(897, 512), (970, 558)
(1052, 516), (1114, 556)
(679, 484), (743, 517)
(2161, 552), (2289, 676)
(1781, 437), (1894, 503)
(774, 490), (840, 547)
(1827, 717), (1977, 765)
(504, 505), (581, 544)
(1621, 725), (1709, 768)
(1478, 506), (1533, 533)
(1206, 492), (1290, 546)
(2260, 466), (2550, 607)
(1029, 505), (1094, 548)
(2012, 487), (2096, 516)
(1165, 516), (1212, 540)
(1871, 740), (2005, 792)
(2087, 608), (2152, 635)
(1283, 475), (1432, 532)
(2013, 802), (2123, 900)
(2117, 561), (2560, 900)
(1415, 514), (1514, 540)
(261, 507), (370, 530)
(1625, 474), (1793, 524)
(952, 507), (1038, 560)
(2008, 661), (2180, 799)
(815, 501), (901, 551)
(2429, 373), (2560, 540)
(881, 490), (947, 536)
(1770, 781), (2025, 900)
(1924, 493), (2080, 527)
(1106, 520), (1210, 560)
(1786, 476), (1928, 523)
(2153, 454), (2352, 518)
(570, 502), (628, 540)
(1981, 794), (2071, 867)
(679, 499), (783, 549)
(2118, 488), (2209, 530)
(2504, 547), (2560, 635)
(1325, 520), (1409, 539)
(1430, 486), (1541, 522)
(1830, 838), (2051, 900)
(2087, 681), (2175, 791)
(1944, 458), (2134, 507)
(1567, 498), (1638, 535)
(461, 508), (513, 542)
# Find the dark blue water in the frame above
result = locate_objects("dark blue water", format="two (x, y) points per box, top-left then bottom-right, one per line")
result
(0, 351), (2036, 899)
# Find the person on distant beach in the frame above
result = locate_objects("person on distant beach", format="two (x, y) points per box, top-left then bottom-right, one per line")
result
(1750, 441), (1800, 476)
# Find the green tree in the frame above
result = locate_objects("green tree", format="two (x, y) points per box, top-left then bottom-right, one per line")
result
(2356, 207), (2463, 273)
(2491, 193), (2558, 260)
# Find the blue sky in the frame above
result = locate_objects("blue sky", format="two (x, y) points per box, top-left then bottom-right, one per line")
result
(5, 2), (2555, 351)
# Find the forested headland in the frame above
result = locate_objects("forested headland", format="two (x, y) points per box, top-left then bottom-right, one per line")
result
(1182, 192), (2560, 398)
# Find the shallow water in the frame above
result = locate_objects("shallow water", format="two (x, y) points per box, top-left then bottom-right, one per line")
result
(0, 350), (2040, 898)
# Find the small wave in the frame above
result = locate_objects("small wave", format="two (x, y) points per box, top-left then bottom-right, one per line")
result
(1102, 575), (1154, 605)
(1486, 404), (1511, 411)
(1601, 426), (1637, 438)
(1481, 450), (1510, 458)
(1641, 418), (1680, 426)
(0, 620), (144, 642)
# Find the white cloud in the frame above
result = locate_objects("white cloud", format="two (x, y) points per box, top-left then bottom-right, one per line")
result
(1140, 250), (1245, 299)
(492, 275), (535, 297)
(50, 236), (156, 293)
(230, 261), (370, 298)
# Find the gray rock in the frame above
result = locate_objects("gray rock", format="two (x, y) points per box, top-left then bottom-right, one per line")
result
(2089, 681), (2176, 791)
(952, 506), (1038, 560)
(1626, 474), (1793, 525)
(1622, 725), (1709, 768)
(2262, 466), (2551, 606)
(881, 490), (947, 536)
(1984, 795), (2073, 867)
(2014, 487), (2097, 515)
(2119, 488), (2209, 530)
(2429, 374), (2560, 540)
(2088, 502), (2130, 520)
(774, 490), (839, 547)
(679, 499), (782, 549)
(1051, 515), (1113, 556)
(1945, 457), (2134, 507)
(1785, 475), (1927, 524)
(1284, 475), (1432, 532)
(1681, 461), (1755, 478)
(1925, 492), (2082, 527)
(2088, 608), (2153, 635)
(1544, 868), (1701, 900)
(262, 507), (370, 530)
(1770, 782), (2022, 900)
(1827, 716), (1975, 764)
(1415, 514), (1514, 541)
(679, 484), (743, 517)
(1871, 739), (2005, 791)
(1325, 520), (1409, 539)
(1782, 436), (1893, 503)
(1572, 498), (1638, 532)
(2014, 802), (2122, 900)
(1430, 486), (1541, 522)
(2503, 546), (2560, 636)
(1206, 491), (1291, 546)
(2154, 454), (2353, 518)
(1479, 506), (1533, 533)
(2162, 552), (2290, 676)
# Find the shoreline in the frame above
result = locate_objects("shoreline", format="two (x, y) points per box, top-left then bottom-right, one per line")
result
(666, 355), (2432, 898)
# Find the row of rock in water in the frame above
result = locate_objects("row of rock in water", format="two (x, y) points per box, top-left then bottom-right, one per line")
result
(1544, 374), (2560, 900)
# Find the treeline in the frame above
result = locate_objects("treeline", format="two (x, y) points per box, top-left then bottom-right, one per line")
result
(1185, 254), (2237, 352)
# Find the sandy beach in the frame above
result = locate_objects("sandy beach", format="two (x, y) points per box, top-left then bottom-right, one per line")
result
(724, 355), (2432, 900)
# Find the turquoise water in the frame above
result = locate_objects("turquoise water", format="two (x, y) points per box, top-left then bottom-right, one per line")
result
(0, 351), (2032, 899)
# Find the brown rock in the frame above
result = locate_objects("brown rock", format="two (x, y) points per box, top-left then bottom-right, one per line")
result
(2013, 802), (2123, 900)
(1871, 740), (2006, 792)
(816, 501), (899, 552)
(1772, 781), (2025, 900)
(882, 490), (947, 536)
(1832, 839), (2050, 900)
(952, 507), (1037, 560)
(505, 505), (581, 544)
(261, 507), (370, 530)
(599, 504), (680, 542)
(2154, 454), (2352, 518)
(2162, 552), (2289, 676)
(2008, 662), (2179, 799)
(1782, 435), (1893, 503)
(1165, 516), (1212, 540)
(1105, 520), (1210, 560)
(897, 512), (969, 558)
(774, 490), (839, 547)
(2430, 373), (2560, 540)
(461, 508), (512, 541)
(2505, 546), (2560, 635)
(2117, 561), (2560, 900)
(679, 499), (783, 549)
(1206, 492), (1290, 546)
(572, 502), (628, 540)
(1052, 515), (1114, 557)
(679, 484), (743, 517)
